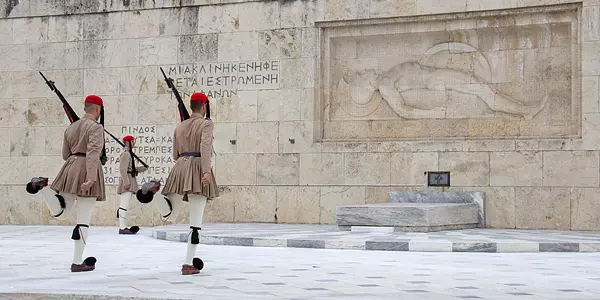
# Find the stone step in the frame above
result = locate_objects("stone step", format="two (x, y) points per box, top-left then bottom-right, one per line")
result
(336, 203), (479, 232)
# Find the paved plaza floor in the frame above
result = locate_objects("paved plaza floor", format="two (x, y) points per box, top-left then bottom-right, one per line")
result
(1, 225), (600, 299)
(154, 223), (600, 253)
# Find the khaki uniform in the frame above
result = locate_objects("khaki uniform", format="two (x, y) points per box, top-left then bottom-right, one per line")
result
(162, 114), (218, 200)
(117, 151), (147, 194)
(50, 114), (106, 201)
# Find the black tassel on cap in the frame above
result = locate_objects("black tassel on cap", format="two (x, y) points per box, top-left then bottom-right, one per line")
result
(205, 101), (211, 120)
(190, 226), (201, 245)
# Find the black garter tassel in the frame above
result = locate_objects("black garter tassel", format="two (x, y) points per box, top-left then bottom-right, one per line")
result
(71, 224), (89, 240)
(190, 226), (201, 245)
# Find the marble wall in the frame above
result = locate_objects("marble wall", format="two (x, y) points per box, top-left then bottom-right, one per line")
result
(1, 0), (600, 231)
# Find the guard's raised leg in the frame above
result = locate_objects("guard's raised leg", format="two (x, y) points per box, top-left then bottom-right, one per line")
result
(157, 193), (184, 222)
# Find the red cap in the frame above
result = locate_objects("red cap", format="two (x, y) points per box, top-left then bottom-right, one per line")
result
(123, 135), (134, 142)
(84, 95), (103, 106)
(190, 92), (208, 102)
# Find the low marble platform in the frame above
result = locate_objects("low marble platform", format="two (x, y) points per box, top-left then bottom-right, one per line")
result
(152, 223), (600, 253)
(336, 203), (479, 232)
(390, 191), (485, 228)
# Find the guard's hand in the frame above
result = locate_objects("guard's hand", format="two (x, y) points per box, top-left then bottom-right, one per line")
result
(201, 173), (211, 185)
(124, 184), (131, 190)
(80, 180), (94, 194)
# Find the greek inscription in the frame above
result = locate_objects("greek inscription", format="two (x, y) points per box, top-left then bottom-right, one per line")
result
(166, 60), (280, 98)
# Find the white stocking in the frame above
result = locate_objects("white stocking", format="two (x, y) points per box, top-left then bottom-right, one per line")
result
(185, 195), (207, 265)
(40, 189), (76, 220)
(72, 196), (95, 265)
(118, 192), (133, 229)
(158, 194), (184, 222)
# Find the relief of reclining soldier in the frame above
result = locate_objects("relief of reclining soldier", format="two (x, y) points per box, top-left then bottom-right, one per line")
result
(334, 42), (549, 121)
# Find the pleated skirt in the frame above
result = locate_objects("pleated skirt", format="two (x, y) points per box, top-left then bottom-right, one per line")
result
(161, 156), (219, 201)
(50, 156), (106, 201)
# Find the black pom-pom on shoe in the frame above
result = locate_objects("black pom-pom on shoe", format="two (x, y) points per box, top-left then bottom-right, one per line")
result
(26, 182), (39, 194)
(84, 257), (97, 266)
(130, 226), (140, 233)
(136, 190), (154, 204)
(192, 258), (204, 270)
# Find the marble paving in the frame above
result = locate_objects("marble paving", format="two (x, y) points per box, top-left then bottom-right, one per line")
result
(1, 225), (600, 299)
(154, 223), (600, 253)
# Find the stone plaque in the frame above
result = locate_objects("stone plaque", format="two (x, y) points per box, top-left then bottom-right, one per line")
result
(103, 125), (176, 186)
(317, 4), (580, 141)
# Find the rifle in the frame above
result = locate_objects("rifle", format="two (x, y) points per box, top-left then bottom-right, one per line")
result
(40, 72), (149, 168)
(159, 67), (216, 156)
(104, 130), (149, 168)
(160, 67), (190, 121)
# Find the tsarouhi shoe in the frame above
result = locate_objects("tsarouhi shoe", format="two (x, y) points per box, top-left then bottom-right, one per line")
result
(119, 226), (140, 235)
(181, 258), (204, 275)
(71, 257), (96, 272)
(26, 177), (48, 194)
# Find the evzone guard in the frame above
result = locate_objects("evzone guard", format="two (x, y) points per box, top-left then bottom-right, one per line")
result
(138, 92), (219, 275)
(116, 135), (148, 234)
(26, 95), (106, 272)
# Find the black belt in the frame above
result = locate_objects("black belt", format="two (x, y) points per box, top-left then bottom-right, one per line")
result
(70, 153), (86, 157)
(181, 152), (201, 157)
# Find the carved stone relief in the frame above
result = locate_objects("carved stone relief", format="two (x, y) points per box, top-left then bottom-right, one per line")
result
(319, 6), (580, 140)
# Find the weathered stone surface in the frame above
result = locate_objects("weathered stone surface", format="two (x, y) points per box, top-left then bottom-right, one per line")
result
(213, 122), (237, 154)
(204, 186), (235, 223)
(280, 0), (323, 28)
(325, 0), (369, 20)
(345, 153), (391, 185)
(215, 154), (257, 185)
(390, 152), (438, 185)
(257, 154), (300, 185)
(279, 121), (320, 153)
(276, 186), (320, 224)
(258, 89), (310, 121)
(439, 152), (490, 186)
(299, 153), (344, 185)
(369, 0), (417, 17)
(178, 34), (218, 63)
(10, 127), (46, 157)
(259, 29), (302, 60)
(0, 186), (42, 225)
(83, 68), (120, 96)
(571, 188), (600, 231)
(480, 187), (516, 228)
(0, 157), (27, 184)
(233, 186), (277, 223)
(197, 4), (239, 34)
(238, 1), (280, 31)
(336, 203), (479, 227)
(515, 187), (573, 230)
(543, 151), (599, 187)
(139, 37), (178, 66)
(218, 32), (259, 61)
(236, 122), (278, 153)
(217, 91), (258, 122)
(320, 187), (365, 224)
(490, 151), (542, 186)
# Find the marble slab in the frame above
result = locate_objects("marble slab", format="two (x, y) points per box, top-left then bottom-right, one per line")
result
(390, 191), (485, 228)
(335, 203), (479, 232)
